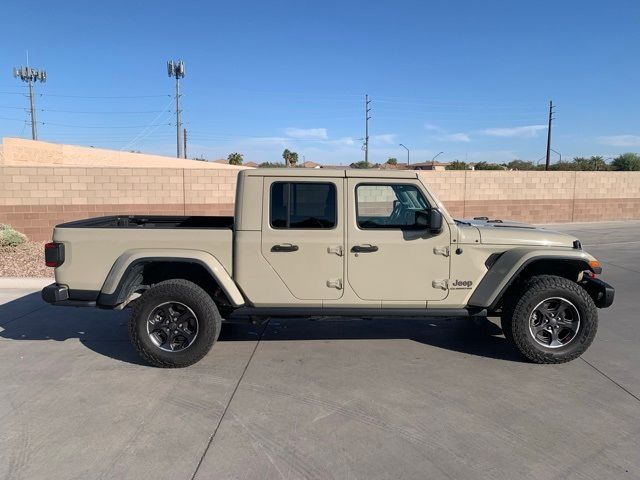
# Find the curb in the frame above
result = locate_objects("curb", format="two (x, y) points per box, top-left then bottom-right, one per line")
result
(0, 277), (53, 289)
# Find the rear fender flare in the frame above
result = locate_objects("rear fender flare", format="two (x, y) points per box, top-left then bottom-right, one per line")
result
(467, 248), (597, 310)
(98, 249), (244, 307)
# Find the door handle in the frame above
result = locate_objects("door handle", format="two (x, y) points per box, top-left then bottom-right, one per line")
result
(271, 243), (299, 252)
(351, 244), (378, 253)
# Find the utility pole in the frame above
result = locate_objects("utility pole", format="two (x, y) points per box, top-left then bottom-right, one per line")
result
(167, 60), (185, 158)
(183, 128), (187, 159)
(364, 94), (372, 164)
(13, 55), (46, 140)
(545, 100), (554, 171)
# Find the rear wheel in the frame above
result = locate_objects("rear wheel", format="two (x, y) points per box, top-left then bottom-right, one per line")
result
(129, 279), (221, 367)
(504, 275), (598, 364)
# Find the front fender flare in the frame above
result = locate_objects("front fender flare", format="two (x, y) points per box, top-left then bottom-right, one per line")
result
(467, 248), (596, 310)
(98, 249), (245, 307)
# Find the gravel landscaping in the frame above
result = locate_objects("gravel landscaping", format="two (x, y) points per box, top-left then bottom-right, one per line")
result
(0, 241), (53, 278)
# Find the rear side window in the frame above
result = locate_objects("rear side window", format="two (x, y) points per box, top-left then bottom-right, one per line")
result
(270, 182), (337, 229)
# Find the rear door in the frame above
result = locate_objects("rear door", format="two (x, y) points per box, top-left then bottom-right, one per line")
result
(261, 177), (344, 300)
(346, 179), (450, 301)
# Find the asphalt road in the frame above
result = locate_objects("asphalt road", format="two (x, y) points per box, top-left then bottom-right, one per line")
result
(1, 221), (639, 480)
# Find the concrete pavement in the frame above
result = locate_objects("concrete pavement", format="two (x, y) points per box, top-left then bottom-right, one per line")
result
(1, 221), (639, 479)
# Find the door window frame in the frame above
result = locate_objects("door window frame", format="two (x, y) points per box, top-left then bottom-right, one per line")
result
(269, 181), (338, 230)
(354, 182), (432, 231)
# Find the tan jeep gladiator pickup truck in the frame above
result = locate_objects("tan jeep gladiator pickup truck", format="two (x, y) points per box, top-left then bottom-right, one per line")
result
(42, 169), (614, 367)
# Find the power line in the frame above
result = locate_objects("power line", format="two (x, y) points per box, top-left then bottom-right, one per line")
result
(120, 98), (175, 151)
(38, 93), (170, 99)
(0, 105), (168, 115)
(41, 121), (171, 128)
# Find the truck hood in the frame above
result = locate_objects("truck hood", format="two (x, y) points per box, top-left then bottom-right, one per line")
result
(458, 218), (578, 248)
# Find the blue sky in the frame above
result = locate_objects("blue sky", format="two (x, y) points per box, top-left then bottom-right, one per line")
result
(1, 0), (638, 165)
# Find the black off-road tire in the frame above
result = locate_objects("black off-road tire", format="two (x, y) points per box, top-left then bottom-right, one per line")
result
(505, 275), (598, 364)
(129, 279), (221, 368)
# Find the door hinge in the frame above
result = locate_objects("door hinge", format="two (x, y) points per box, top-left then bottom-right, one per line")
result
(326, 278), (343, 289)
(433, 246), (450, 257)
(432, 279), (448, 290)
(327, 245), (343, 256)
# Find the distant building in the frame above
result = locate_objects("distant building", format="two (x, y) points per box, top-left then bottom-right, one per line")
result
(407, 161), (451, 171)
(302, 160), (322, 168)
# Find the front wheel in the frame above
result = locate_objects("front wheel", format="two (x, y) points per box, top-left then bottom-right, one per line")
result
(505, 275), (598, 364)
(129, 279), (221, 367)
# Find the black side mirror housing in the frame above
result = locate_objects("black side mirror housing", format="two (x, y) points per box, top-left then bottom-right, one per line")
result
(415, 209), (443, 234)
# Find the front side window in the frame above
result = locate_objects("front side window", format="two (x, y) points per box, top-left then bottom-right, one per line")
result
(270, 182), (337, 229)
(356, 183), (429, 229)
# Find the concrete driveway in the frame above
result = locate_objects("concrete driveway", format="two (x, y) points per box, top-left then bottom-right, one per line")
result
(1, 221), (639, 479)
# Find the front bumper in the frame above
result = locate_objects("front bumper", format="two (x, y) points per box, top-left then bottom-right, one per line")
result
(42, 283), (97, 307)
(581, 277), (615, 308)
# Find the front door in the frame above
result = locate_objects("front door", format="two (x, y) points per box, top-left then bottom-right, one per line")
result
(261, 177), (344, 300)
(346, 179), (450, 301)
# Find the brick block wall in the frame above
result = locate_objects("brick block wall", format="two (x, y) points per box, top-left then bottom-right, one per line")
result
(0, 166), (236, 240)
(2, 164), (640, 241)
(418, 171), (640, 223)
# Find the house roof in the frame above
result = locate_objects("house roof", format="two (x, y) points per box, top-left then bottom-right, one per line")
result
(408, 161), (451, 167)
(302, 160), (322, 168)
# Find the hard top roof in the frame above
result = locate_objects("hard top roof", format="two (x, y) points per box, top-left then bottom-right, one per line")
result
(241, 168), (419, 179)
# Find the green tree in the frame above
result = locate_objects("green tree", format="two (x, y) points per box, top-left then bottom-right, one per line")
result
(474, 161), (503, 170)
(446, 160), (469, 170)
(611, 153), (640, 171)
(506, 159), (536, 170)
(386, 157), (398, 165)
(350, 160), (371, 169)
(227, 152), (243, 166)
(282, 149), (299, 167)
(569, 156), (606, 171)
(589, 156), (608, 171)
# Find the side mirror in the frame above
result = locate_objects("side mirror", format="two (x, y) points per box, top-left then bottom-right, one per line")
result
(415, 209), (443, 234)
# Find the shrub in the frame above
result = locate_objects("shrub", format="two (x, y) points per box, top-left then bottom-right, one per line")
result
(446, 160), (470, 170)
(0, 224), (27, 247)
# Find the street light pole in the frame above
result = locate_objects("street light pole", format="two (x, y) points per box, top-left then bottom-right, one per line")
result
(399, 144), (409, 166)
(432, 151), (444, 167)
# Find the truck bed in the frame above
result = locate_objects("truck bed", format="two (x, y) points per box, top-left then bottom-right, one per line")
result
(57, 215), (234, 230)
(52, 216), (234, 292)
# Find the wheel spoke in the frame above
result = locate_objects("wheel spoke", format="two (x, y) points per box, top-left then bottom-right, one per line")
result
(549, 328), (563, 348)
(531, 323), (548, 335)
(176, 310), (193, 324)
(539, 302), (558, 318)
(162, 330), (176, 350)
(177, 324), (195, 341)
